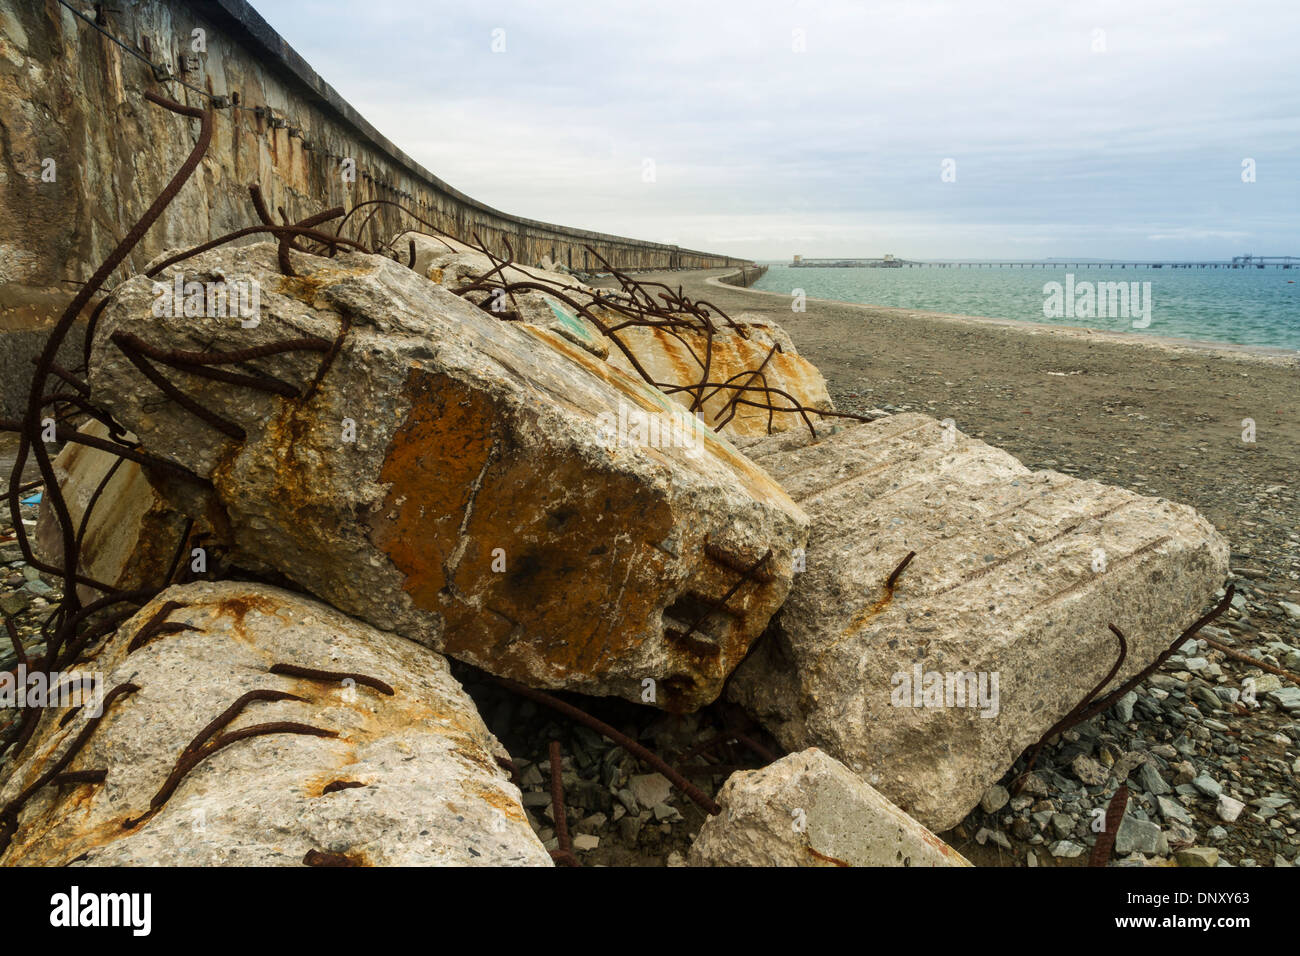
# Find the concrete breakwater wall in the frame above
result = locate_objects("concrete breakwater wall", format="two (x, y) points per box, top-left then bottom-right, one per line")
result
(717, 265), (768, 288)
(0, 0), (747, 414)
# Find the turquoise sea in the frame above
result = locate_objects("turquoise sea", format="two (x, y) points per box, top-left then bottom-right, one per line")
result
(753, 264), (1300, 352)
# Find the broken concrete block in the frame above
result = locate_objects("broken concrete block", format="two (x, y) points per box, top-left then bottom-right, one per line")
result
(727, 414), (1229, 831)
(605, 317), (835, 437)
(88, 243), (807, 710)
(34, 419), (193, 601)
(688, 748), (969, 867)
(389, 232), (590, 296)
(390, 234), (829, 438)
(0, 580), (549, 866)
(388, 232), (610, 359)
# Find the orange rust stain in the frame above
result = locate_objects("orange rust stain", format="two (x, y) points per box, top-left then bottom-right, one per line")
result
(459, 779), (529, 822)
(536, 325), (802, 508)
(370, 366), (679, 685)
(806, 845), (851, 867)
(275, 265), (374, 305)
(841, 583), (897, 637)
(209, 592), (290, 628)
(370, 368), (494, 611)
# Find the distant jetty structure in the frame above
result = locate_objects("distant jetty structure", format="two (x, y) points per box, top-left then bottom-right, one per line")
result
(791, 254), (1298, 269)
(791, 255), (906, 268)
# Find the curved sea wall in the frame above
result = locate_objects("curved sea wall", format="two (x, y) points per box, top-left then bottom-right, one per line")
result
(716, 265), (768, 288)
(0, 0), (748, 414)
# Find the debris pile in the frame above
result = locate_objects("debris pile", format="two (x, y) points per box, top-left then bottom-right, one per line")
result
(1, 92), (1260, 867)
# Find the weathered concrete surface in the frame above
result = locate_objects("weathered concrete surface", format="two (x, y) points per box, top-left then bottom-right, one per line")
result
(394, 233), (830, 436)
(727, 414), (1229, 831)
(606, 318), (835, 437)
(689, 748), (969, 867)
(34, 419), (192, 601)
(389, 232), (589, 294)
(0, 580), (549, 866)
(88, 243), (807, 711)
(390, 232), (609, 358)
(0, 0), (743, 418)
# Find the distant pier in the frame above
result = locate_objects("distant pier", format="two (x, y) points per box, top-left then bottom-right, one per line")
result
(791, 255), (1298, 269)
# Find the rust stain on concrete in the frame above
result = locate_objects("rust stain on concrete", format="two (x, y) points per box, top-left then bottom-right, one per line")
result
(371, 366), (687, 686)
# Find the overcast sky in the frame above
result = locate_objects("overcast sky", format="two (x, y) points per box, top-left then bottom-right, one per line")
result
(254, 0), (1298, 261)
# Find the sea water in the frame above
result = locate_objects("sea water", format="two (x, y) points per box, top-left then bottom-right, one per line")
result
(753, 264), (1300, 351)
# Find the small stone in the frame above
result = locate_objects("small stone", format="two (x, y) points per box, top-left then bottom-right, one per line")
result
(1191, 774), (1222, 798)
(1115, 815), (1168, 856)
(1277, 601), (1300, 621)
(1253, 675), (1283, 694)
(1113, 691), (1138, 723)
(618, 814), (642, 843)
(1136, 762), (1171, 796)
(1019, 772), (1050, 797)
(1217, 794), (1245, 823)
(1111, 751), (1146, 782)
(572, 834), (600, 852)
(616, 788), (640, 816)
(1164, 820), (1197, 848)
(1071, 754), (1108, 787)
(1049, 840), (1085, 859)
(1157, 795), (1195, 826)
(1206, 825), (1227, 841)
(628, 773), (672, 810)
(1175, 847), (1219, 867)
(652, 802), (682, 823)
(980, 784), (1010, 814)
(1267, 687), (1300, 711)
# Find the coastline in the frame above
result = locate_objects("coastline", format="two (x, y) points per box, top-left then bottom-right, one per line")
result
(709, 271), (1300, 368)
(608, 266), (1300, 866)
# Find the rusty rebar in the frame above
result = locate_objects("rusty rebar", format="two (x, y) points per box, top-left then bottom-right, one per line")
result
(548, 740), (578, 867)
(886, 551), (917, 590)
(7, 91), (211, 624)
(490, 677), (721, 816)
(1011, 586), (1234, 795)
(269, 663), (394, 696)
